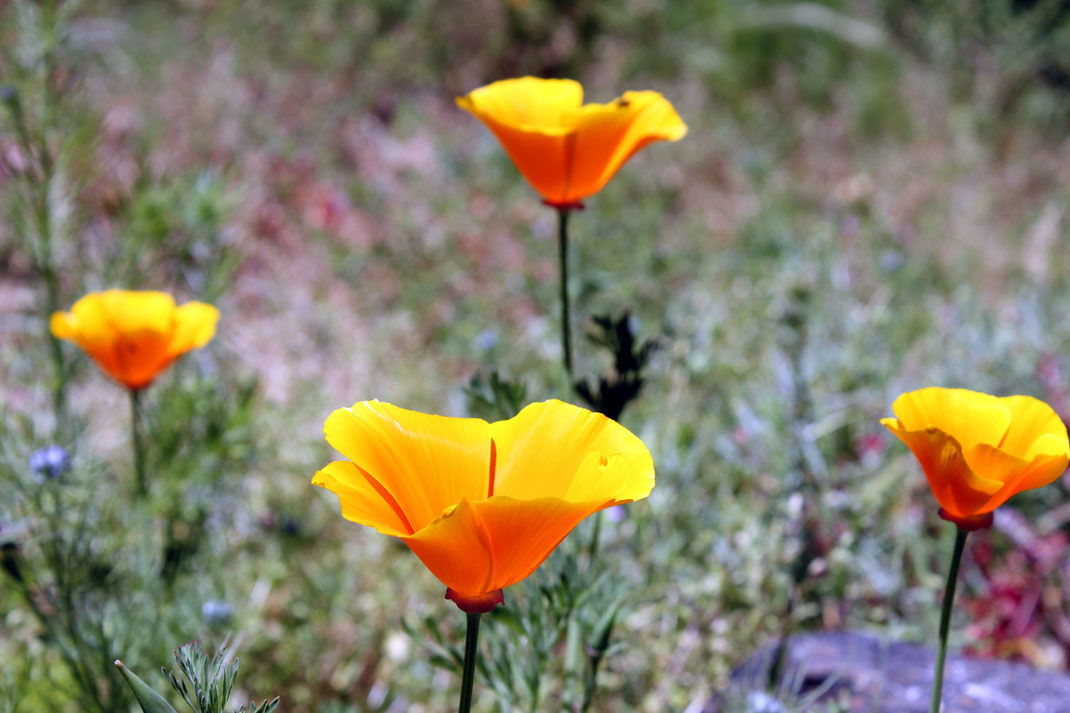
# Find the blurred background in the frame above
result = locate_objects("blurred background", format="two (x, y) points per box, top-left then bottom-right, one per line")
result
(4, 1), (1070, 711)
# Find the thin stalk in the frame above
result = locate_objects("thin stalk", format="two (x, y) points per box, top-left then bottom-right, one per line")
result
(458, 612), (482, 713)
(930, 527), (968, 713)
(5, 16), (68, 436)
(37, 1), (67, 436)
(586, 509), (603, 565)
(556, 207), (573, 384)
(129, 388), (147, 497)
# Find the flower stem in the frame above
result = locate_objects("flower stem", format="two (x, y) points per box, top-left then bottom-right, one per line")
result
(587, 509), (603, 564)
(556, 207), (573, 385)
(129, 388), (147, 497)
(930, 527), (968, 713)
(458, 612), (482, 713)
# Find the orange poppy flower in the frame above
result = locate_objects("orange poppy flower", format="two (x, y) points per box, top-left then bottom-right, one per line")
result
(313, 399), (654, 611)
(51, 289), (219, 390)
(456, 77), (687, 208)
(882, 387), (1069, 529)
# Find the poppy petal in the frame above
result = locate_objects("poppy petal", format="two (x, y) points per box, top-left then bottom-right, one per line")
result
(569, 91), (687, 200)
(74, 292), (175, 387)
(881, 418), (1000, 518)
(97, 290), (176, 335)
(474, 495), (605, 591)
(489, 400), (654, 503)
(996, 395), (1069, 460)
(961, 442), (1028, 504)
(49, 311), (80, 340)
(977, 444), (1068, 511)
(891, 387), (1010, 449)
(456, 77), (583, 205)
(457, 77), (583, 133)
(51, 290), (218, 389)
(456, 78), (685, 205)
(313, 460), (414, 536)
(401, 496), (494, 596)
(53, 293), (117, 364)
(168, 302), (220, 357)
(324, 402), (492, 532)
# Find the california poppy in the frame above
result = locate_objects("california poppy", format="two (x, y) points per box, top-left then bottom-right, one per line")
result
(881, 387), (1069, 529)
(313, 399), (654, 611)
(51, 289), (219, 390)
(456, 77), (687, 208)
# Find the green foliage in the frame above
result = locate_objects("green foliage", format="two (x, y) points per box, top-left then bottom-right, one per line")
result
(5, 0), (1070, 712)
(117, 644), (279, 713)
(574, 311), (661, 421)
(881, 0), (1070, 132)
(405, 550), (630, 713)
(117, 661), (179, 713)
(464, 371), (528, 421)
(109, 172), (240, 303)
(164, 642), (279, 713)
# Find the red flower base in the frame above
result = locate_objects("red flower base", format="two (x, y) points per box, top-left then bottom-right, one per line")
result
(542, 199), (586, 211)
(445, 588), (504, 613)
(939, 508), (994, 531)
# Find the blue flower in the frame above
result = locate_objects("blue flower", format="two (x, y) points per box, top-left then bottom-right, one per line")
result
(29, 445), (71, 482)
(200, 599), (232, 626)
(475, 329), (499, 351)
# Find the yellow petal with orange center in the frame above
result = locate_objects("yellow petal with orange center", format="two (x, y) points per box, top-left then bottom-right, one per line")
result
(881, 418), (1000, 519)
(50, 289), (217, 389)
(884, 387), (1070, 520)
(314, 398), (655, 597)
(456, 77), (686, 205)
(323, 402), (492, 532)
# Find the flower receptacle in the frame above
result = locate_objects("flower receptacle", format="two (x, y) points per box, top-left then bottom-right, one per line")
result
(446, 587), (504, 613)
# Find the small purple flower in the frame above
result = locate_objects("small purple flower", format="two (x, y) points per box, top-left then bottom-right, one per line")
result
(201, 599), (232, 626)
(29, 445), (71, 482)
(840, 214), (861, 237)
(280, 517), (301, 536)
(879, 250), (904, 273)
(475, 329), (499, 351)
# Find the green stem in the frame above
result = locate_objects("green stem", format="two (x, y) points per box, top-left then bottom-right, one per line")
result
(458, 612), (482, 713)
(930, 527), (968, 713)
(129, 388), (147, 497)
(587, 509), (603, 565)
(556, 207), (573, 385)
(38, 0), (66, 438)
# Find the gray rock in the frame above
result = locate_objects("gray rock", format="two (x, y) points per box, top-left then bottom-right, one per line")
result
(729, 631), (1070, 713)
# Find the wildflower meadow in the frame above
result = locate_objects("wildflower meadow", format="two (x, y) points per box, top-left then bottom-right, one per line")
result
(5, 2), (1070, 713)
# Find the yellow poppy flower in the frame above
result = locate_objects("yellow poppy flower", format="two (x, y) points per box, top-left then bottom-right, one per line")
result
(51, 289), (219, 390)
(882, 387), (1069, 529)
(456, 77), (687, 208)
(313, 399), (654, 611)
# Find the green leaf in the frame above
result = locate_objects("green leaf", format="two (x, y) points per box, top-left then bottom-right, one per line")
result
(590, 597), (623, 655)
(115, 660), (178, 713)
